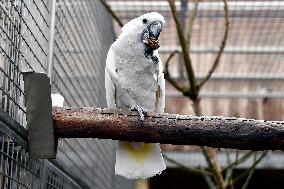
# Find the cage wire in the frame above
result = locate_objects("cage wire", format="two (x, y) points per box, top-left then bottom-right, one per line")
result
(2, 0), (284, 188)
(0, 0), (134, 188)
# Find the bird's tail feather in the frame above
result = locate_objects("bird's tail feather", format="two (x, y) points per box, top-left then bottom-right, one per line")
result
(115, 141), (166, 179)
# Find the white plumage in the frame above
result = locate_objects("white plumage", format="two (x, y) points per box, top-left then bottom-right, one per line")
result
(105, 12), (166, 179)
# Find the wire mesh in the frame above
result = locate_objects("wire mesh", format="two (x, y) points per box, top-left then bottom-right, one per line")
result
(0, 134), (41, 189)
(0, 0), (50, 128)
(52, 0), (113, 107)
(0, 119), (82, 189)
(51, 0), (135, 188)
(0, 0), (135, 188)
(45, 161), (81, 189)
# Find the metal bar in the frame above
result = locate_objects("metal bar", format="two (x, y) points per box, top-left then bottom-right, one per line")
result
(159, 46), (284, 54)
(52, 107), (284, 150)
(46, 0), (56, 80)
(23, 73), (55, 159)
(46, 160), (85, 189)
(0, 109), (28, 142)
(0, 121), (27, 150)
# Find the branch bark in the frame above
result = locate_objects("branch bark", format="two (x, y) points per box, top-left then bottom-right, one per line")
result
(53, 107), (284, 150)
(186, 0), (199, 47)
(168, 0), (198, 98)
(164, 50), (186, 92)
(208, 149), (226, 189)
(163, 154), (213, 176)
(233, 151), (268, 185)
(222, 151), (255, 173)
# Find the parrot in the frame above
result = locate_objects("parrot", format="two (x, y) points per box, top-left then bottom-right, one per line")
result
(105, 12), (166, 179)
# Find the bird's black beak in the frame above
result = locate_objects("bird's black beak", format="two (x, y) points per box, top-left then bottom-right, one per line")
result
(141, 21), (163, 51)
(149, 22), (163, 39)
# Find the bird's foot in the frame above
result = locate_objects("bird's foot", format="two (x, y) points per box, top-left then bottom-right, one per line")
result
(131, 105), (148, 126)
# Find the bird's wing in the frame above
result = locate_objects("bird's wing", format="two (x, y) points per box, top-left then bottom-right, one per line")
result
(155, 55), (165, 114)
(105, 46), (117, 108)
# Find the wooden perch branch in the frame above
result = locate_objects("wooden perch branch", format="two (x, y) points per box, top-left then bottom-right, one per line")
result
(53, 107), (284, 150)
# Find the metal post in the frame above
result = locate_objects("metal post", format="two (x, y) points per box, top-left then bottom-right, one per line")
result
(46, 0), (57, 82)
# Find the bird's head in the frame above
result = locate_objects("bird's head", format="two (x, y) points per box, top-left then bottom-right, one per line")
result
(120, 12), (165, 57)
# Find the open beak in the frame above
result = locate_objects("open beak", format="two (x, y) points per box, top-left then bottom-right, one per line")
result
(149, 22), (162, 39)
(141, 22), (163, 51)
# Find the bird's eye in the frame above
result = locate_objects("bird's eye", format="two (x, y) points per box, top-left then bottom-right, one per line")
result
(142, 19), (147, 24)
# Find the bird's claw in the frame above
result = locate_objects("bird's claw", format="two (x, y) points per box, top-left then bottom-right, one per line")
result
(131, 105), (147, 126)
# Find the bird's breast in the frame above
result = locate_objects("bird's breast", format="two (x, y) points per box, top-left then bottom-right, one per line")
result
(117, 67), (159, 111)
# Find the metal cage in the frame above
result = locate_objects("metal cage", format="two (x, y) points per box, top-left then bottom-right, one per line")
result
(0, 0), (134, 188)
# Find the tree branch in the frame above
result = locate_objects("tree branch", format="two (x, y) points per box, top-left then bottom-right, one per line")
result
(198, 0), (229, 89)
(168, 0), (197, 97)
(224, 149), (233, 185)
(186, 0), (199, 47)
(53, 107), (284, 150)
(162, 153), (212, 176)
(222, 151), (255, 173)
(164, 50), (186, 93)
(208, 148), (226, 189)
(241, 153), (257, 189)
(98, 0), (124, 27)
(203, 173), (217, 189)
(233, 151), (268, 185)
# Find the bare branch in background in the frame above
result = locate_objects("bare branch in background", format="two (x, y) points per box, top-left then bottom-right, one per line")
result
(198, 0), (229, 89)
(186, 0), (200, 48)
(241, 153), (257, 189)
(98, 0), (124, 27)
(164, 50), (186, 92)
(222, 151), (255, 173)
(222, 149), (235, 188)
(162, 153), (213, 176)
(227, 178), (235, 189)
(168, 0), (198, 97)
(233, 151), (268, 185)
(208, 148), (226, 189)
(203, 173), (217, 189)
(167, 1), (230, 188)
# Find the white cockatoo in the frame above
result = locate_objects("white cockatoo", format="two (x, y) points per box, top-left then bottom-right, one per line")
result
(105, 12), (166, 179)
